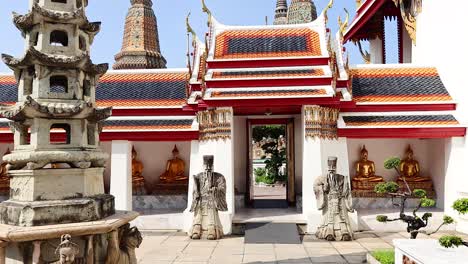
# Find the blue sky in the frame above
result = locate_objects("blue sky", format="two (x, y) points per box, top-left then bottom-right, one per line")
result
(0, 0), (398, 73)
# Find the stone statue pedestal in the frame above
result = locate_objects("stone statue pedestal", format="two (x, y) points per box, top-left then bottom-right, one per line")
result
(0, 211), (138, 263)
(153, 182), (188, 195)
(0, 168), (116, 227)
(397, 179), (435, 198)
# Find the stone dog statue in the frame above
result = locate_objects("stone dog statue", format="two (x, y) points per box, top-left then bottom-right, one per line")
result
(314, 156), (354, 241)
(189, 155), (228, 240)
(105, 224), (143, 264)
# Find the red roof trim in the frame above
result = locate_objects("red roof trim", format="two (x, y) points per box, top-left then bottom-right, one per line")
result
(100, 131), (199, 141)
(200, 97), (341, 108)
(338, 127), (466, 139)
(343, 0), (386, 42)
(111, 108), (196, 117)
(341, 104), (457, 113)
(205, 77), (332, 88)
(207, 57), (329, 69)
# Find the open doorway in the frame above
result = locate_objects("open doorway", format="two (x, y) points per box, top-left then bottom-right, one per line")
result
(247, 119), (295, 208)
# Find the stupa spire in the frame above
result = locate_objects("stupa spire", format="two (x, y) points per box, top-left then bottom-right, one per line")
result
(113, 0), (167, 70)
(274, 0), (288, 25)
(287, 0), (318, 24)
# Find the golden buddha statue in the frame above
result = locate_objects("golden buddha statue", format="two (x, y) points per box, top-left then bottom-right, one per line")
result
(398, 146), (432, 183)
(0, 148), (10, 195)
(159, 145), (188, 183)
(132, 146), (147, 195)
(352, 145), (384, 191)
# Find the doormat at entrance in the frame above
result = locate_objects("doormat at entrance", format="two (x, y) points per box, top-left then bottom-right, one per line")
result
(244, 223), (301, 244)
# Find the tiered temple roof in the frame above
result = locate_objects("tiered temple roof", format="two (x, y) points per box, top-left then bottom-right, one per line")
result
(0, 1), (465, 141)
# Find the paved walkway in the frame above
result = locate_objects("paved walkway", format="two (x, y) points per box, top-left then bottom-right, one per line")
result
(136, 231), (468, 264)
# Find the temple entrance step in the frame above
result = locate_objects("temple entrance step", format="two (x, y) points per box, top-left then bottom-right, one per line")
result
(244, 223), (301, 244)
(252, 199), (288, 208)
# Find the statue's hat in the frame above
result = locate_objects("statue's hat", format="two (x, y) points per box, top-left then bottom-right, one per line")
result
(172, 145), (179, 153)
(203, 155), (214, 165)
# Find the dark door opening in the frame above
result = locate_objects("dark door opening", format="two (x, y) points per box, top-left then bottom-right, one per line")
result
(246, 119), (295, 208)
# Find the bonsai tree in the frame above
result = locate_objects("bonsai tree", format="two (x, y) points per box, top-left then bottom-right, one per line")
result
(439, 198), (468, 248)
(374, 157), (454, 239)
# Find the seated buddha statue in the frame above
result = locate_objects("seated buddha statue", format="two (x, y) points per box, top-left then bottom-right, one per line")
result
(398, 146), (432, 183)
(159, 145), (188, 183)
(0, 148), (10, 195)
(352, 145), (384, 190)
(132, 147), (147, 195)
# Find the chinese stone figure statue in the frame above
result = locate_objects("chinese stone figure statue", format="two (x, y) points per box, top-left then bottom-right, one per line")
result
(131, 147), (147, 195)
(159, 145), (188, 183)
(189, 155), (228, 240)
(352, 145), (384, 190)
(0, 148), (10, 195)
(397, 145), (433, 192)
(314, 157), (354, 241)
(36, 234), (88, 264)
(106, 224), (143, 264)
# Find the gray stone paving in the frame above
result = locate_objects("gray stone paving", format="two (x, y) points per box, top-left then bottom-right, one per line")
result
(136, 231), (468, 264)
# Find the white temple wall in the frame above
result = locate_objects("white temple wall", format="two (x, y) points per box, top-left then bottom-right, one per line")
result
(101, 141), (112, 193)
(413, 0), (468, 119)
(347, 138), (447, 208)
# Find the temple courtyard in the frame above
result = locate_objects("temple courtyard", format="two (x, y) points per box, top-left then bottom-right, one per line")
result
(135, 231), (468, 264)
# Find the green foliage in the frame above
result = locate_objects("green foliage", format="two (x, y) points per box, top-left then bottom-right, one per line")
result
(439, 235), (464, 248)
(252, 125), (285, 143)
(384, 157), (401, 170)
(452, 198), (468, 215)
(420, 197), (436, 208)
(443, 215), (455, 225)
(374, 182), (399, 194)
(376, 215), (388, 222)
(422, 212), (433, 221)
(413, 189), (427, 198)
(371, 250), (395, 264)
(254, 168), (275, 184)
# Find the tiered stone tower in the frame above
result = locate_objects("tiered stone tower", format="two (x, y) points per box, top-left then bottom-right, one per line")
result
(287, 0), (318, 24)
(274, 0), (288, 25)
(0, 1), (140, 262)
(113, 0), (167, 69)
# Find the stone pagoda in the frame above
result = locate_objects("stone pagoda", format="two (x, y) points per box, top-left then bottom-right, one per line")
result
(113, 0), (167, 70)
(287, 0), (318, 24)
(274, 0), (288, 25)
(0, 0), (140, 262)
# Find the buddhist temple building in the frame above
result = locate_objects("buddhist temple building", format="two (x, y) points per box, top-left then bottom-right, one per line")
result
(0, 0), (467, 235)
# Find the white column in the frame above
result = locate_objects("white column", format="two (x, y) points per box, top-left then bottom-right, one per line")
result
(444, 137), (468, 234)
(110, 140), (132, 211)
(369, 37), (383, 64)
(301, 106), (324, 233)
(184, 107), (235, 235)
(402, 28), (413, 63)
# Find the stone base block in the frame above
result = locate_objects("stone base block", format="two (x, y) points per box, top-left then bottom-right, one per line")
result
(152, 183), (188, 195)
(0, 194), (115, 227)
(133, 195), (188, 210)
(9, 168), (105, 202)
(0, 211), (139, 264)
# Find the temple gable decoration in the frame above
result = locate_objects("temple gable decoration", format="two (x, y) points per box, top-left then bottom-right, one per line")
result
(304, 106), (339, 140)
(392, 0), (422, 44)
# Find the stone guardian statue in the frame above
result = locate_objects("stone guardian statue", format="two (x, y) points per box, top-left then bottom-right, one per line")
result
(189, 155), (228, 240)
(314, 156), (354, 241)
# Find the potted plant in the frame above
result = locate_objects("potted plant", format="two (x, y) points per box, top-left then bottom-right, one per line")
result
(439, 198), (468, 248)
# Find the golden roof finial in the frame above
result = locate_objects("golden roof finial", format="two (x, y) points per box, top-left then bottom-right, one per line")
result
(186, 12), (197, 40)
(356, 0), (362, 9)
(338, 8), (349, 41)
(323, 0), (334, 23)
(355, 40), (370, 64)
(201, 0), (212, 27)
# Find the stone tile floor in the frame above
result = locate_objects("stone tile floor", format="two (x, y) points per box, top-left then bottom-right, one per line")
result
(136, 231), (468, 264)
